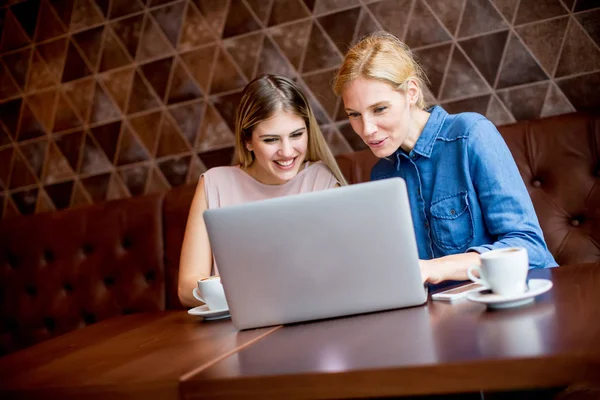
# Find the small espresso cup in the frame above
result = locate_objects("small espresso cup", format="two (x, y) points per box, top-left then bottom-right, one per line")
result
(467, 247), (529, 297)
(193, 276), (229, 311)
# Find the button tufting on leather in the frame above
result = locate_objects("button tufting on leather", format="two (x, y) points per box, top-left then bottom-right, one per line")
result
(63, 283), (73, 294)
(25, 286), (37, 297)
(43, 317), (55, 332)
(82, 243), (94, 255)
(571, 219), (581, 227)
(82, 312), (96, 325)
(122, 236), (132, 249)
(103, 276), (115, 286)
(43, 249), (54, 263)
(6, 252), (19, 268)
(145, 270), (156, 282)
(532, 180), (542, 188)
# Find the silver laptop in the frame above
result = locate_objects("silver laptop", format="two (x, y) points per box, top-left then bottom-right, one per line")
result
(203, 177), (427, 330)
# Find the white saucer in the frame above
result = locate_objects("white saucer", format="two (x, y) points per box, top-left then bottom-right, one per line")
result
(187, 305), (230, 320)
(466, 279), (553, 309)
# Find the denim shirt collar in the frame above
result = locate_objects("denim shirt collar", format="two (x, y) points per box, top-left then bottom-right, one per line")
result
(393, 105), (448, 165)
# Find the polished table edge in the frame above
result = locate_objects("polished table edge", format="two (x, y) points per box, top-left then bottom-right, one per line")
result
(0, 311), (284, 400)
(180, 324), (282, 381)
(181, 355), (600, 400)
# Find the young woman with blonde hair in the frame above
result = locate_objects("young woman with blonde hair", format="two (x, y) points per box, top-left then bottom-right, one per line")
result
(334, 32), (556, 287)
(178, 74), (346, 307)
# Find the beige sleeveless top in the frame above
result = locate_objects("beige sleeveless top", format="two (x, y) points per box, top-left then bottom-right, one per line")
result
(202, 161), (339, 209)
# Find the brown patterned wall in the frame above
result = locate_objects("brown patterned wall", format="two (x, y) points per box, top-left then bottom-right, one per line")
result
(0, 0), (599, 219)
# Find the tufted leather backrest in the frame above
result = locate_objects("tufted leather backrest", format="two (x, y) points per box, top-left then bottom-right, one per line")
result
(0, 193), (165, 356)
(335, 112), (600, 265)
(500, 113), (600, 265)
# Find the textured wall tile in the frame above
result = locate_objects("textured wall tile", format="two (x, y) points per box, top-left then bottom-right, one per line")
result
(514, 0), (567, 25)
(268, 0), (310, 27)
(555, 19), (600, 77)
(317, 7), (360, 53)
(496, 33), (548, 89)
(498, 81), (549, 120)
(458, 0), (506, 37)
(515, 17), (568, 76)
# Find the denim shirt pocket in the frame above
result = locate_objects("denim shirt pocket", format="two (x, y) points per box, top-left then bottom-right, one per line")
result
(429, 192), (474, 250)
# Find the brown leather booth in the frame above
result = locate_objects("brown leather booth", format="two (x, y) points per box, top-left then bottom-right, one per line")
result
(1, 112), (598, 356)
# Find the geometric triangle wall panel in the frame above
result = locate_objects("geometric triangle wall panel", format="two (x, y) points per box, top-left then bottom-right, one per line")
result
(440, 46), (489, 101)
(269, 21), (310, 70)
(20, 139), (47, 179)
(223, 32), (264, 80)
(414, 43), (453, 98)
(111, 14), (145, 59)
(541, 83), (575, 118)
(246, 0), (273, 24)
(168, 100), (205, 147)
(496, 34), (548, 89)
(367, 0), (413, 40)
(99, 28), (131, 72)
(576, 9), (600, 48)
(70, 0), (104, 32)
(155, 115), (190, 158)
(459, 31), (508, 86)
(192, 0), (229, 38)
(458, 0), (507, 37)
(151, 2), (186, 48)
(555, 19), (600, 77)
(209, 49), (247, 94)
(158, 155), (191, 187)
(126, 71), (161, 114)
(405, 0), (451, 48)
(72, 26), (105, 72)
(1, 0), (600, 220)
(557, 71), (600, 112)
(515, 17), (569, 76)
(513, 0), (568, 25)
(301, 22), (341, 73)
(101, 67), (135, 112)
(426, 0), (466, 35)
(180, 45), (217, 94)
(268, 0), (310, 27)
(222, 0), (262, 39)
(2, 48), (32, 90)
(498, 81), (550, 121)
(110, 0), (144, 19)
(79, 133), (112, 174)
(317, 7), (361, 54)
(137, 14), (174, 62)
(255, 36), (295, 79)
(129, 111), (162, 156)
(116, 125), (150, 166)
(178, 1), (216, 51)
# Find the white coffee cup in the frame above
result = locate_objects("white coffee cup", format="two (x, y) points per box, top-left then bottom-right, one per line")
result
(193, 276), (229, 311)
(467, 247), (529, 297)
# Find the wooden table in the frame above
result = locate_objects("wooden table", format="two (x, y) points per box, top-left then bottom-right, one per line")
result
(2, 264), (599, 399)
(182, 264), (600, 399)
(0, 311), (279, 399)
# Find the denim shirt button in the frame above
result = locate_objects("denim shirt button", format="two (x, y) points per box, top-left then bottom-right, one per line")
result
(450, 209), (456, 215)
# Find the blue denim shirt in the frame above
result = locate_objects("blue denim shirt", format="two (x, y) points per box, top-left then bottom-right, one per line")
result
(371, 106), (557, 269)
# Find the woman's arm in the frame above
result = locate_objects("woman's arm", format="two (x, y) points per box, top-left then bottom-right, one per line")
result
(178, 176), (213, 307)
(421, 118), (554, 283)
(420, 252), (480, 284)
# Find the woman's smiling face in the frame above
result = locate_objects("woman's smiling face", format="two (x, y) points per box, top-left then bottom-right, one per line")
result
(342, 77), (414, 158)
(246, 110), (309, 185)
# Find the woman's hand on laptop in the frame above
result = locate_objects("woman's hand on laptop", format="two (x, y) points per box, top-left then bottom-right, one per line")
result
(419, 252), (481, 284)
